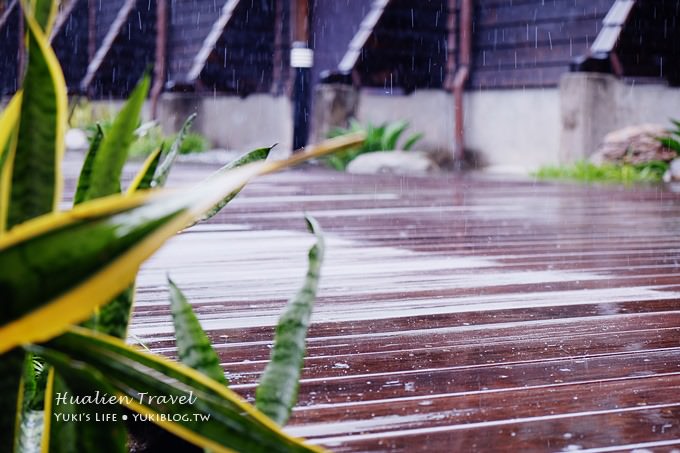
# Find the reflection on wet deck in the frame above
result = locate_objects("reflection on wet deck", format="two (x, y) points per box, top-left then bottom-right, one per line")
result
(130, 166), (680, 452)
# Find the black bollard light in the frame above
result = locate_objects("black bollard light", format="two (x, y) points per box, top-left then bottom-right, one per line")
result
(290, 42), (313, 152)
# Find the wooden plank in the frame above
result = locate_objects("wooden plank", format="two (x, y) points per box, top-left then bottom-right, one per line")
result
(57, 153), (680, 451)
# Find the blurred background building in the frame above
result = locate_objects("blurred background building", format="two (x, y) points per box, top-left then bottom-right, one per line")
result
(0, 0), (678, 170)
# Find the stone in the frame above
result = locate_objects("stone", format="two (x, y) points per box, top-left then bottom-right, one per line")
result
(346, 151), (439, 175)
(311, 83), (359, 145)
(590, 123), (675, 165)
(663, 158), (680, 183)
(65, 128), (89, 151)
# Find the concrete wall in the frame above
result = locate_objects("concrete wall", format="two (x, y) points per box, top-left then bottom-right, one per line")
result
(357, 89), (455, 154)
(157, 93), (293, 153)
(357, 88), (561, 172)
(560, 73), (680, 162)
(465, 88), (561, 171)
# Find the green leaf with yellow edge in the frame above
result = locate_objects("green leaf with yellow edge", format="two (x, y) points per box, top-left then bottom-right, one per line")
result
(127, 145), (163, 193)
(30, 327), (326, 453)
(84, 75), (150, 200)
(0, 133), (365, 355)
(153, 114), (196, 188)
(73, 124), (104, 206)
(0, 162), (267, 354)
(0, 349), (25, 452)
(27, 0), (58, 33)
(7, 2), (67, 229)
(42, 368), (127, 453)
(0, 93), (22, 233)
(168, 278), (227, 385)
(196, 145), (273, 224)
(256, 215), (324, 426)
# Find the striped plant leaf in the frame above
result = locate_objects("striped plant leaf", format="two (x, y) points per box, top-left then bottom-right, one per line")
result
(42, 369), (127, 453)
(127, 145), (163, 193)
(0, 93), (22, 180)
(169, 278), (227, 384)
(152, 114), (197, 188)
(0, 162), (271, 355)
(402, 132), (424, 151)
(83, 75), (149, 200)
(0, 349), (25, 452)
(30, 327), (326, 453)
(255, 215), (324, 426)
(197, 145), (273, 224)
(2, 3), (63, 451)
(85, 145), (163, 338)
(15, 409), (43, 453)
(73, 124), (104, 206)
(28, 0), (58, 32)
(5, 3), (67, 229)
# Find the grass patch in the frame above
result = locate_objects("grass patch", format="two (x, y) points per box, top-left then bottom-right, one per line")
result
(534, 161), (668, 184)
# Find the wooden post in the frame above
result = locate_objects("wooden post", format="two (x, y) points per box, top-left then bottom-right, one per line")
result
(150, 0), (167, 119)
(293, 0), (309, 43)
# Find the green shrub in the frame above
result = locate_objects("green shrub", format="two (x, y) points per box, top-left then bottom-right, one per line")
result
(324, 119), (424, 170)
(87, 120), (210, 158)
(534, 160), (668, 184)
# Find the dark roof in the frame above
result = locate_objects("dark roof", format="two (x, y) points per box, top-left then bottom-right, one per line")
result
(335, 0), (449, 93)
(51, 0), (90, 92)
(167, 0), (278, 96)
(81, 0), (156, 97)
(470, 0), (616, 89)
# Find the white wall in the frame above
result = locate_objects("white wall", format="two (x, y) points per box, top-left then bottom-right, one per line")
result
(465, 88), (561, 171)
(357, 88), (561, 172)
(157, 93), (292, 153)
(559, 73), (680, 163)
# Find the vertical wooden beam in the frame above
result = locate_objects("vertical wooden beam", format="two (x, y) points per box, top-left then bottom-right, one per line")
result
(17, 6), (24, 88)
(293, 0), (309, 43)
(87, 0), (96, 63)
(271, 0), (285, 94)
(150, 0), (167, 119)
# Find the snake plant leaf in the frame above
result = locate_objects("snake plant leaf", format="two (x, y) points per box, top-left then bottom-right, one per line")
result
(256, 215), (324, 426)
(73, 124), (104, 206)
(0, 97), (21, 234)
(83, 75), (150, 200)
(168, 278), (227, 385)
(0, 133), (366, 355)
(43, 368), (127, 453)
(402, 132), (424, 151)
(152, 114), (197, 188)
(0, 162), (270, 355)
(15, 409), (44, 453)
(27, 0), (58, 32)
(89, 146), (163, 338)
(127, 145), (163, 194)
(196, 145), (273, 224)
(381, 120), (408, 151)
(83, 286), (136, 339)
(31, 327), (326, 453)
(0, 349), (25, 452)
(6, 2), (66, 230)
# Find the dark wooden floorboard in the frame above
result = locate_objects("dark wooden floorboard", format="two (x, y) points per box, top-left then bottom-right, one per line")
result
(62, 155), (680, 452)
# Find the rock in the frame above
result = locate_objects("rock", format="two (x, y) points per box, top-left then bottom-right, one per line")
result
(65, 128), (89, 151)
(590, 124), (675, 165)
(663, 158), (680, 182)
(346, 151), (439, 175)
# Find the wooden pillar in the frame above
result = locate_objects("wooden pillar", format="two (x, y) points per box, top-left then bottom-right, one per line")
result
(17, 7), (24, 87)
(293, 0), (309, 44)
(87, 0), (96, 63)
(150, 0), (167, 119)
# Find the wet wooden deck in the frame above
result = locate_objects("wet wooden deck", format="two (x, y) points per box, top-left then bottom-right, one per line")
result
(126, 164), (680, 452)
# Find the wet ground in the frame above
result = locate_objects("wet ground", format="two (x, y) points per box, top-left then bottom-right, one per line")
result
(121, 162), (680, 452)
